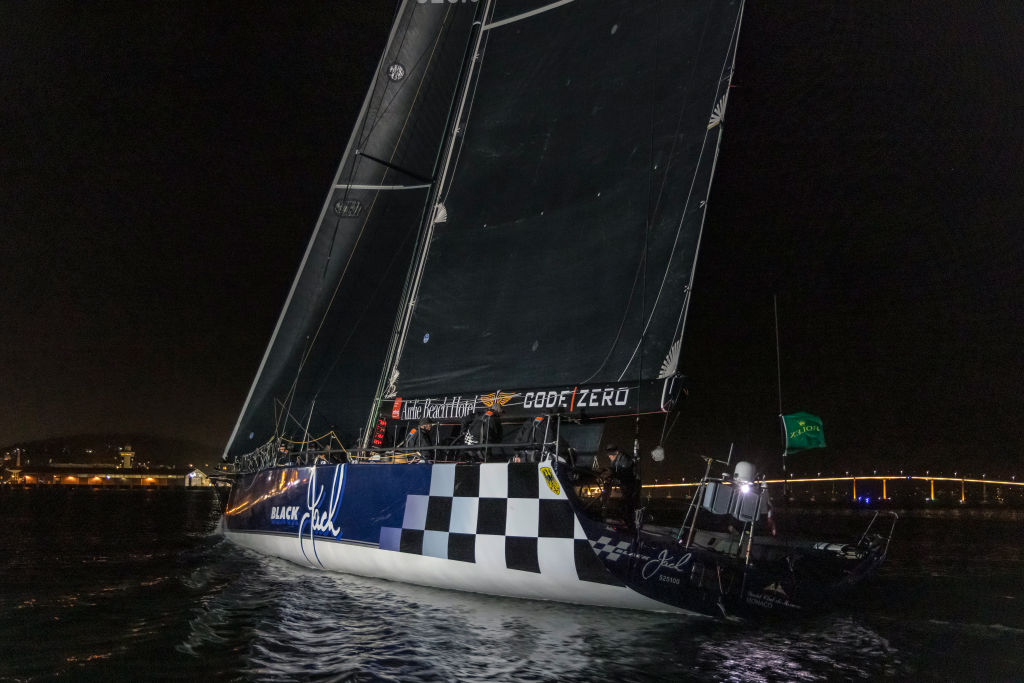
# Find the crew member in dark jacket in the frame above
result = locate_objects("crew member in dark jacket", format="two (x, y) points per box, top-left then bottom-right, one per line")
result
(604, 443), (640, 515)
(461, 408), (503, 462)
(402, 419), (434, 462)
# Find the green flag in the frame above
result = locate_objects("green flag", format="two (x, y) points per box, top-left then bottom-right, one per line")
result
(782, 412), (826, 452)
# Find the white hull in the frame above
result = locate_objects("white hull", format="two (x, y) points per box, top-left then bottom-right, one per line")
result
(224, 525), (681, 613)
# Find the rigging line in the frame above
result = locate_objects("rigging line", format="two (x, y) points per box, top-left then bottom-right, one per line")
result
(649, 1), (674, 446)
(615, 9), (733, 383)
(667, 8), (746, 348)
(290, 181), (395, 394)
(643, 7), (716, 228)
(280, 431), (333, 446)
(310, 214), (422, 400)
(641, 0), (663, 363)
(278, 340), (308, 438)
(642, 0), (666, 389)
(577, 199), (649, 382)
(362, 146), (451, 415)
(322, 216), (342, 280)
(286, 11), (452, 397)
(635, 2), (662, 471)
(658, 408), (681, 446)
(274, 397), (312, 441)
(667, 126), (722, 345)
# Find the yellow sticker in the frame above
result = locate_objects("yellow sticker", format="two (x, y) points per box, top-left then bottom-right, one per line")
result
(540, 466), (561, 495)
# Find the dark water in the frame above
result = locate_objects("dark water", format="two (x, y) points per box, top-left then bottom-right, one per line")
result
(2, 489), (1022, 681)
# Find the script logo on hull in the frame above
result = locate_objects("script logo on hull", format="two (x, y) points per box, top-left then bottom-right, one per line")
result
(298, 465), (346, 567)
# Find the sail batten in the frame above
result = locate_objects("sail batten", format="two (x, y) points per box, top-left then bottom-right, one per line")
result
(482, 0), (578, 31)
(333, 184), (432, 191)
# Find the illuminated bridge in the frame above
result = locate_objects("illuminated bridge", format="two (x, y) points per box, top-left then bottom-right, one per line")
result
(643, 475), (1024, 505)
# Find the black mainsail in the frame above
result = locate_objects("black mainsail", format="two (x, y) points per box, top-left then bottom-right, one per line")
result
(379, 0), (744, 427)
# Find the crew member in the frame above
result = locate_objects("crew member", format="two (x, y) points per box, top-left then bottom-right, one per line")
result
(462, 408), (503, 462)
(511, 415), (547, 463)
(403, 419), (434, 463)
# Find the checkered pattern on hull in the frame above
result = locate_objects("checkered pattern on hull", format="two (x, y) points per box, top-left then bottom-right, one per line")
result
(379, 463), (621, 586)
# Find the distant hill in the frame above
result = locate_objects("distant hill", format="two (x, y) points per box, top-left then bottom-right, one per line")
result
(1, 434), (221, 469)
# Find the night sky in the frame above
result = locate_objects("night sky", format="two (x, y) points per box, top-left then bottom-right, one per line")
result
(2, 3), (1021, 475)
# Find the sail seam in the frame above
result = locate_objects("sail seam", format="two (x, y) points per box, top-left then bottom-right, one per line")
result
(669, 4), (748, 353)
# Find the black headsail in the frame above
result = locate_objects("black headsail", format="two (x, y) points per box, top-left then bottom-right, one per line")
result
(224, 2), (481, 460)
(375, 0), (745, 428)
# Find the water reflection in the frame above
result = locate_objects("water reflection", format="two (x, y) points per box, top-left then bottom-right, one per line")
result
(181, 547), (911, 681)
(4, 489), (1020, 680)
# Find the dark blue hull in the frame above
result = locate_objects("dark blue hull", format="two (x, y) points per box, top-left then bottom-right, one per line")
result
(223, 461), (887, 617)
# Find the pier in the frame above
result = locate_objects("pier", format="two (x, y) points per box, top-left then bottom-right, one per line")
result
(3, 465), (222, 488)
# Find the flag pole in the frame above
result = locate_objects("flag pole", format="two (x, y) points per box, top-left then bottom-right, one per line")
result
(774, 295), (788, 496)
(774, 294), (784, 418)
